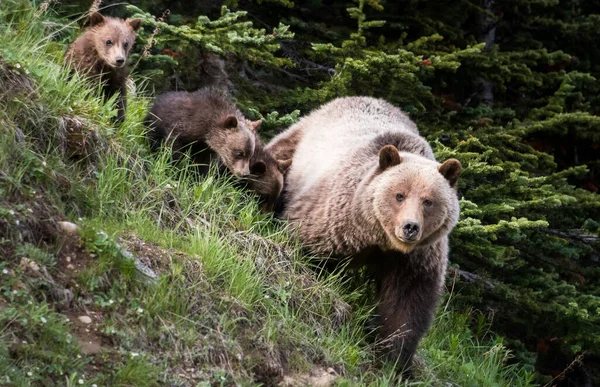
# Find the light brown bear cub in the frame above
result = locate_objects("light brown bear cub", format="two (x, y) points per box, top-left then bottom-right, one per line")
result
(268, 96), (461, 371)
(145, 88), (257, 178)
(65, 12), (142, 122)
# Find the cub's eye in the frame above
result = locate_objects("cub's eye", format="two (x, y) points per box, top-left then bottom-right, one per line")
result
(423, 199), (433, 207)
(395, 194), (404, 202)
(106, 40), (112, 46)
(234, 151), (244, 159)
(124, 41), (129, 48)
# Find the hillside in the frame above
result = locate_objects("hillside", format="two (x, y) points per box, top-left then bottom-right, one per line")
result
(0, 2), (537, 386)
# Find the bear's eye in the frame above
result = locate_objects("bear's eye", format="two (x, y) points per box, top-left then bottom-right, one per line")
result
(234, 150), (244, 159)
(423, 199), (433, 207)
(124, 41), (129, 48)
(395, 194), (404, 202)
(106, 40), (112, 46)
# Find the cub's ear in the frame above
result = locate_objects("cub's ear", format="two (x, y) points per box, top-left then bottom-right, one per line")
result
(221, 115), (238, 130)
(250, 161), (267, 176)
(438, 158), (462, 187)
(89, 12), (105, 26)
(379, 145), (402, 170)
(248, 119), (262, 133)
(127, 18), (143, 32)
(277, 158), (292, 173)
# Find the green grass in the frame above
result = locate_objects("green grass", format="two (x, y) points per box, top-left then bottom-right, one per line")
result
(0, 2), (537, 386)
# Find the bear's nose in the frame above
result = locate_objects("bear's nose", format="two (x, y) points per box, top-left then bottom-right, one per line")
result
(116, 57), (125, 65)
(402, 221), (420, 241)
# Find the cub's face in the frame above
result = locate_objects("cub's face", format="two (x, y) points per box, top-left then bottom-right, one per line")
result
(213, 115), (256, 177)
(89, 12), (142, 69)
(373, 145), (461, 253)
(247, 155), (292, 212)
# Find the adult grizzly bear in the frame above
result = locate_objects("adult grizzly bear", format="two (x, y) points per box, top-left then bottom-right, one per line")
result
(65, 12), (142, 122)
(145, 88), (257, 178)
(267, 96), (461, 371)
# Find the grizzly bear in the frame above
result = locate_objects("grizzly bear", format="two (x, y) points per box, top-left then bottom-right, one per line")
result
(65, 12), (142, 122)
(244, 130), (292, 212)
(268, 96), (462, 371)
(145, 88), (257, 178)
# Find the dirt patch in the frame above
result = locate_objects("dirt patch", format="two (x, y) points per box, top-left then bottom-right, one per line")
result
(56, 230), (94, 279)
(63, 310), (107, 356)
(280, 367), (338, 387)
(119, 233), (185, 276)
(0, 56), (35, 102)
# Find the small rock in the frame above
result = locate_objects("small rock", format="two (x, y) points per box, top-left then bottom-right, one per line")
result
(67, 264), (75, 270)
(19, 257), (40, 272)
(58, 221), (80, 235)
(78, 316), (92, 324)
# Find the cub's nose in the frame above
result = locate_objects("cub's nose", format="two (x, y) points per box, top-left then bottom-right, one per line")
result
(402, 221), (420, 241)
(115, 57), (125, 65)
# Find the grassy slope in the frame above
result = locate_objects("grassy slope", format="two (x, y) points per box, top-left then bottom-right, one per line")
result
(0, 3), (536, 386)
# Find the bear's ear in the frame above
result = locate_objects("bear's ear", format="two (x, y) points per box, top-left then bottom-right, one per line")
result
(379, 145), (402, 170)
(221, 115), (238, 130)
(89, 12), (105, 26)
(127, 18), (143, 32)
(277, 158), (292, 173)
(438, 158), (462, 187)
(250, 161), (267, 176)
(248, 119), (262, 133)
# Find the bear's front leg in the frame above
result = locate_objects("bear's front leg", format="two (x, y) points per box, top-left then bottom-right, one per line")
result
(371, 245), (446, 373)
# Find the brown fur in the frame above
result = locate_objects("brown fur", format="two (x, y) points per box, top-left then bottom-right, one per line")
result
(245, 129), (292, 212)
(64, 12), (142, 122)
(271, 96), (462, 371)
(145, 87), (256, 177)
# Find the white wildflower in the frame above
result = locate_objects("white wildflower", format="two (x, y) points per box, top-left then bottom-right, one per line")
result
(27, 372), (32, 376)
(40, 317), (47, 324)
(2, 269), (8, 274)
(130, 352), (139, 357)
(16, 63), (21, 69)
(78, 379), (84, 384)
(136, 307), (143, 314)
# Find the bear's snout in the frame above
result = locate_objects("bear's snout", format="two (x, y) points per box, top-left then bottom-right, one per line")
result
(115, 57), (125, 66)
(401, 221), (420, 241)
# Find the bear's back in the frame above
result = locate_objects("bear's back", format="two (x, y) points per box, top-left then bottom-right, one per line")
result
(147, 88), (236, 140)
(287, 97), (422, 197)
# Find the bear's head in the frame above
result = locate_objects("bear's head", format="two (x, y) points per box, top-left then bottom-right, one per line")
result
(89, 12), (142, 69)
(372, 145), (461, 253)
(210, 116), (257, 177)
(246, 146), (292, 212)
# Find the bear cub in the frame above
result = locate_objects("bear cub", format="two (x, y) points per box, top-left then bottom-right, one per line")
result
(245, 131), (292, 212)
(270, 96), (462, 372)
(145, 87), (257, 178)
(65, 12), (142, 122)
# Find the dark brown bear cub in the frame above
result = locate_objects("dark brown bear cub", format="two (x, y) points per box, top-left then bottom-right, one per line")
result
(145, 88), (256, 178)
(65, 12), (142, 122)
(245, 128), (292, 212)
